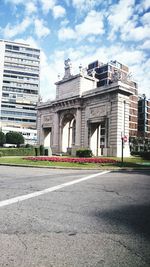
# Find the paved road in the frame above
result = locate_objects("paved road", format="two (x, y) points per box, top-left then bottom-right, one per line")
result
(0, 166), (150, 267)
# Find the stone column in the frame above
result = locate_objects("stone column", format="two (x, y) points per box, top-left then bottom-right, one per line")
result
(59, 122), (62, 153)
(52, 112), (59, 153)
(37, 113), (43, 145)
(75, 108), (81, 147)
(53, 112), (59, 145)
(109, 94), (130, 157)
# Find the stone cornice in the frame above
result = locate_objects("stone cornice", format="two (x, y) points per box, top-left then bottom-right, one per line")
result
(37, 81), (133, 111)
(37, 95), (82, 110)
(55, 73), (97, 85)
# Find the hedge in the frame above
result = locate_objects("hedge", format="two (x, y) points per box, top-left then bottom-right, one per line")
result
(0, 147), (36, 157)
(76, 149), (93, 158)
(140, 152), (150, 160)
(131, 151), (150, 160)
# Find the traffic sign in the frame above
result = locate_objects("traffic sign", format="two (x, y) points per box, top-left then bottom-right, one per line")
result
(124, 136), (127, 142)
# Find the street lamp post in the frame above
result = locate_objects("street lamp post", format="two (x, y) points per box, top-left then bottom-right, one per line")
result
(121, 134), (127, 164)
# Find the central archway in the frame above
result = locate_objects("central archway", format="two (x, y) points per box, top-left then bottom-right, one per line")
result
(61, 113), (76, 153)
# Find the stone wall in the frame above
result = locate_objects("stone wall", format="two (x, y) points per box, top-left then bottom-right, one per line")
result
(56, 75), (97, 100)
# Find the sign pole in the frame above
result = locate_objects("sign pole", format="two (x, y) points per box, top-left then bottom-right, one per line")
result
(121, 137), (124, 165)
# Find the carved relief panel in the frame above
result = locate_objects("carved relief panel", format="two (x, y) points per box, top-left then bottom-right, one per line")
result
(42, 114), (53, 128)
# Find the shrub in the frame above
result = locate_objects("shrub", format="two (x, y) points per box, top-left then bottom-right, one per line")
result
(131, 151), (141, 156)
(140, 152), (150, 160)
(35, 147), (40, 156)
(6, 131), (24, 147)
(0, 131), (6, 147)
(25, 144), (33, 148)
(76, 149), (93, 158)
(44, 148), (48, 156)
(40, 145), (44, 156)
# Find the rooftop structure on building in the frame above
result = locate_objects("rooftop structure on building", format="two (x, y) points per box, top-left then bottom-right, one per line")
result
(87, 60), (138, 137)
(0, 39), (40, 144)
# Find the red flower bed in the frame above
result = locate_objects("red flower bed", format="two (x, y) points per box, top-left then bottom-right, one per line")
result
(24, 156), (117, 164)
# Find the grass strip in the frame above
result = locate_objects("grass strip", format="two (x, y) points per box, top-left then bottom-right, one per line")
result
(0, 156), (149, 169)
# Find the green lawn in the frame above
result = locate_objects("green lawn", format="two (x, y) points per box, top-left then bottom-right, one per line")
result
(0, 156), (149, 169)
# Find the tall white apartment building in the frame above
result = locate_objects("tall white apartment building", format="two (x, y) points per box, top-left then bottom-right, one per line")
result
(0, 40), (40, 144)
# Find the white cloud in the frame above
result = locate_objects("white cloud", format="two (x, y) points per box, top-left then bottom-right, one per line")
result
(131, 59), (150, 98)
(4, 0), (25, 4)
(75, 10), (104, 37)
(4, 0), (38, 9)
(143, 0), (150, 10)
(112, 48), (146, 66)
(14, 36), (39, 48)
(34, 19), (51, 38)
(121, 23), (150, 42)
(40, 0), (56, 14)
(60, 18), (69, 27)
(58, 27), (76, 40)
(140, 39), (150, 49)
(72, 0), (99, 12)
(108, 0), (135, 39)
(53, 5), (66, 19)
(108, 4), (150, 42)
(136, 0), (150, 12)
(58, 10), (104, 41)
(87, 36), (97, 43)
(25, 2), (37, 15)
(2, 17), (31, 38)
(141, 12), (150, 25)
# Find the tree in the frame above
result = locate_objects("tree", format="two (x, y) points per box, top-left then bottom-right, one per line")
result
(6, 131), (24, 147)
(0, 131), (6, 147)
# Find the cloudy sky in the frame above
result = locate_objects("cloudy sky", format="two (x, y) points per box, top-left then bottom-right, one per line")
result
(0, 0), (150, 100)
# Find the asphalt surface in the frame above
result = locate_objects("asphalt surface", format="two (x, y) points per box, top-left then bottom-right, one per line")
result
(0, 166), (150, 267)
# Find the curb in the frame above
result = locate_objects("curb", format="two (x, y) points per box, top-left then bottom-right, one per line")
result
(0, 163), (150, 171)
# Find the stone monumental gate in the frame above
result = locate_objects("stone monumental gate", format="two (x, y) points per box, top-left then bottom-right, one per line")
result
(37, 59), (132, 157)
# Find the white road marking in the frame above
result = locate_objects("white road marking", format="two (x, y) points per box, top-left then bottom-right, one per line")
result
(0, 171), (110, 208)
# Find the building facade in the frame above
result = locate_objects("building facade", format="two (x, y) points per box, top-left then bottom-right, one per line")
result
(87, 60), (139, 138)
(138, 95), (150, 138)
(0, 40), (40, 144)
(37, 59), (133, 157)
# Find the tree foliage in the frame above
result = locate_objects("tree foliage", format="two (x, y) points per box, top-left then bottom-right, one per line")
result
(129, 136), (150, 153)
(6, 131), (24, 147)
(0, 131), (6, 147)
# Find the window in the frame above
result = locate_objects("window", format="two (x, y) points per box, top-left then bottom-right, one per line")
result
(100, 137), (105, 143)
(101, 129), (105, 135)
(4, 70), (39, 77)
(6, 44), (12, 50)
(2, 93), (9, 97)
